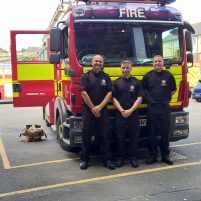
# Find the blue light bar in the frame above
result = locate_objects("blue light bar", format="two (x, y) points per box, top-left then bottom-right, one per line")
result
(85, 0), (176, 5)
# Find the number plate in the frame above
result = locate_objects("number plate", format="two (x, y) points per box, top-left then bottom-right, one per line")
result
(195, 94), (200, 97)
(139, 119), (147, 127)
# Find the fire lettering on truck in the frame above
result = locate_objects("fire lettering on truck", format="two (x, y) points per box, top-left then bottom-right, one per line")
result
(119, 8), (146, 18)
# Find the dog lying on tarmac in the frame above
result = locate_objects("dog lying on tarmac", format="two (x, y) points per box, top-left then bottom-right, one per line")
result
(19, 125), (47, 142)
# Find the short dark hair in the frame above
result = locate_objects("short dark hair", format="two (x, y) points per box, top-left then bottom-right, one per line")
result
(121, 60), (132, 66)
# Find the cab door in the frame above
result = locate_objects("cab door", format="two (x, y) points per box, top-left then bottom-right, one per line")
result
(10, 30), (56, 107)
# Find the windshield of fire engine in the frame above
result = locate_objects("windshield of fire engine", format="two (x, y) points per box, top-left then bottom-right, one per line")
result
(74, 23), (183, 67)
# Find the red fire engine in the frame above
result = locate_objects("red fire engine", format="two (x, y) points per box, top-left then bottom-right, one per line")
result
(10, 0), (195, 151)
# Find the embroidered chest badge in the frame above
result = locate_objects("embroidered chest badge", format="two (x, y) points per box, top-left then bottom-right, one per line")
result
(101, 79), (106, 86)
(161, 80), (167, 86)
(129, 85), (135, 91)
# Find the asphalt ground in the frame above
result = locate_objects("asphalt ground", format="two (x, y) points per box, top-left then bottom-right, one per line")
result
(0, 100), (201, 201)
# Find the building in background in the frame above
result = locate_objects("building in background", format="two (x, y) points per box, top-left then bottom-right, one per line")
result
(192, 22), (201, 70)
(0, 46), (41, 102)
(0, 63), (12, 102)
(188, 22), (201, 90)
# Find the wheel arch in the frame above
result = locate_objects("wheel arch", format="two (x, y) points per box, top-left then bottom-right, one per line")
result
(54, 97), (68, 125)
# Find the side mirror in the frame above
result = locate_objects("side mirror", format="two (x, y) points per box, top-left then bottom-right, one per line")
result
(50, 28), (62, 52)
(187, 53), (193, 63)
(187, 53), (194, 68)
(185, 31), (193, 52)
(49, 54), (60, 64)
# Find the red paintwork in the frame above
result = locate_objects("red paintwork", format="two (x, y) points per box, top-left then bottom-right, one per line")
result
(13, 80), (55, 107)
(10, 30), (56, 108)
(178, 30), (189, 108)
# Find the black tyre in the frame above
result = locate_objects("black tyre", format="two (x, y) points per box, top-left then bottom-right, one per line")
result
(56, 116), (73, 152)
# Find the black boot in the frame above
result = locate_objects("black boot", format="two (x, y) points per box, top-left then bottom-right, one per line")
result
(161, 155), (173, 165)
(103, 160), (115, 170)
(146, 155), (157, 165)
(116, 159), (124, 168)
(80, 161), (89, 170)
(130, 158), (139, 168)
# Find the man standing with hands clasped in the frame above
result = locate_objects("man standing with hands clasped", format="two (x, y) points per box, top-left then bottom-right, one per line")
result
(79, 55), (115, 170)
(112, 60), (142, 168)
(141, 55), (177, 165)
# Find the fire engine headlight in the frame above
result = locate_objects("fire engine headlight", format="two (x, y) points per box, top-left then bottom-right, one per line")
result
(175, 116), (189, 124)
(73, 121), (82, 129)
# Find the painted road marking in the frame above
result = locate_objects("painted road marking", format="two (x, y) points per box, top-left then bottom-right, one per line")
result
(1, 136), (201, 170)
(0, 160), (201, 198)
(171, 141), (201, 147)
(9, 158), (80, 169)
(0, 137), (11, 169)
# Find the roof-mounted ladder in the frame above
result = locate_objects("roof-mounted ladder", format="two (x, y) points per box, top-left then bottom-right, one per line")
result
(48, 0), (75, 29)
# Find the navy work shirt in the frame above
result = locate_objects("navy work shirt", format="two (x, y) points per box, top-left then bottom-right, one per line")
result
(141, 70), (177, 104)
(113, 76), (143, 109)
(80, 70), (112, 107)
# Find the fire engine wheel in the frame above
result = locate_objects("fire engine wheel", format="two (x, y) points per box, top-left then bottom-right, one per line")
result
(56, 116), (73, 152)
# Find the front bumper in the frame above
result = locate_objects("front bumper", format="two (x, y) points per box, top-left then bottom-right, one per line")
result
(63, 111), (189, 148)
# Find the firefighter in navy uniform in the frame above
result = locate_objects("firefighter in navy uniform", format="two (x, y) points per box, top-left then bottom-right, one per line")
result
(112, 60), (142, 168)
(80, 55), (115, 170)
(142, 55), (177, 165)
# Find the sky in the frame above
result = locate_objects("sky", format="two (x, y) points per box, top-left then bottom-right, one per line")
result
(0, 0), (201, 51)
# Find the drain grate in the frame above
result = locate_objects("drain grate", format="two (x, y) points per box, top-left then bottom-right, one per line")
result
(169, 150), (189, 161)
